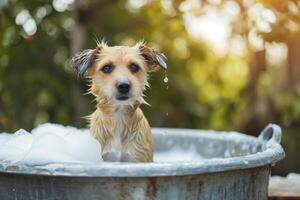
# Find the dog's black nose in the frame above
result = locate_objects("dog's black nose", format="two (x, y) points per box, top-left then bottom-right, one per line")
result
(117, 82), (131, 94)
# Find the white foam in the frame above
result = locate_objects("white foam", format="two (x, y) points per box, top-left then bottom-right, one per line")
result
(154, 145), (205, 162)
(0, 123), (103, 165)
(0, 129), (33, 163)
(0, 124), (207, 165)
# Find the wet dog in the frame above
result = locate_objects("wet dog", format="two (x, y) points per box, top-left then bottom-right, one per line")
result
(71, 41), (167, 162)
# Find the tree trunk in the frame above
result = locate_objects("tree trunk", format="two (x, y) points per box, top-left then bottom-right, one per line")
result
(240, 50), (267, 134)
(286, 35), (300, 91)
(70, 0), (86, 127)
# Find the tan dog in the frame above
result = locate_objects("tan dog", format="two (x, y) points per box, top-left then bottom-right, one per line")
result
(71, 41), (167, 162)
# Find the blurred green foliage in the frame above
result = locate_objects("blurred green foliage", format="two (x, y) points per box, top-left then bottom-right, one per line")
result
(0, 0), (299, 174)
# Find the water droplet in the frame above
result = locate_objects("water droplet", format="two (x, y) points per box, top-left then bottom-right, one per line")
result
(163, 77), (168, 83)
(163, 70), (168, 83)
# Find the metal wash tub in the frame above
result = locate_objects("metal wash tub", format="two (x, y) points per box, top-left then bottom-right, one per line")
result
(0, 124), (284, 200)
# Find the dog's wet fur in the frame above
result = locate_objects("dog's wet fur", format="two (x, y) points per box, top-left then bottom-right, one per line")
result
(71, 41), (167, 162)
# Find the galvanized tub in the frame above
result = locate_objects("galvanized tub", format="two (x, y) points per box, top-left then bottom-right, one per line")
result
(0, 124), (284, 200)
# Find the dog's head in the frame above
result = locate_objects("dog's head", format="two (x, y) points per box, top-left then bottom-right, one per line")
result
(71, 42), (167, 107)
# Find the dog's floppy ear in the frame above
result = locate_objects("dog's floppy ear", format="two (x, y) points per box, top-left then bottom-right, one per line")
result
(138, 44), (167, 71)
(71, 45), (102, 77)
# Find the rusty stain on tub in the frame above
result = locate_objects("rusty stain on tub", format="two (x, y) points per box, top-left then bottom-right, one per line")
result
(146, 178), (157, 198)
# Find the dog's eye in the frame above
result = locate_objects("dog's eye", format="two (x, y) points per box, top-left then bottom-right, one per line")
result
(129, 64), (140, 73)
(101, 64), (113, 74)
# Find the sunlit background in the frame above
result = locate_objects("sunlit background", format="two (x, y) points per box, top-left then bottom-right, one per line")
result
(0, 0), (300, 175)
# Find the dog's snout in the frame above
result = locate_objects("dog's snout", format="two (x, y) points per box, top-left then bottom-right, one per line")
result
(117, 82), (131, 94)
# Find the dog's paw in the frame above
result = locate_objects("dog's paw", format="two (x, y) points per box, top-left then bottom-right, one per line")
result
(120, 152), (136, 162)
(102, 152), (121, 162)
(102, 152), (135, 162)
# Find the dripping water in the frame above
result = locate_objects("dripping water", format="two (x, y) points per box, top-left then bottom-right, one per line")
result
(164, 70), (169, 117)
(164, 70), (169, 89)
(164, 70), (168, 83)
(163, 77), (168, 83)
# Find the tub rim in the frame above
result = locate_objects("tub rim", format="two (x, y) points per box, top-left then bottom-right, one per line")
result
(0, 124), (285, 177)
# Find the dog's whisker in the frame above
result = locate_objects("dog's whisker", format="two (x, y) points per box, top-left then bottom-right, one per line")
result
(83, 91), (91, 96)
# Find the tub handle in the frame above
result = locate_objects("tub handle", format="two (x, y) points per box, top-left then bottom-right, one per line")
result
(258, 124), (282, 144)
